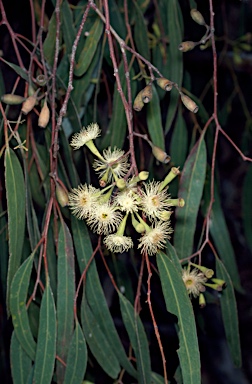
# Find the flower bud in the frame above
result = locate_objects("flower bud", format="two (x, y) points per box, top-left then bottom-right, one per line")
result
(166, 198), (185, 208)
(36, 74), (47, 86)
(131, 214), (146, 233)
(190, 263), (214, 278)
(190, 9), (206, 26)
(138, 171), (149, 181)
(116, 178), (126, 190)
(21, 89), (40, 115)
(38, 99), (50, 128)
(56, 183), (69, 207)
(199, 293), (206, 308)
(180, 93), (199, 113)
(133, 90), (144, 111)
(178, 41), (196, 52)
(1, 94), (25, 105)
(156, 77), (173, 91)
(141, 85), (153, 103)
(159, 210), (172, 221)
(211, 278), (227, 289)
(152, 145), (171, 164)
(204, 282), (222, 292)
(158, 167), (180, 191)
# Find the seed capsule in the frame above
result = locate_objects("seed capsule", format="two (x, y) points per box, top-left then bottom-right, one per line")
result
(36, 74), (47, 86)
(21, 89), (39, 115)
(190, 9), (206, 26)
(141, 85), (153, 103)
(178, 41), (196, 52)
(156, 77), (173, 92)
(133, 90), (144, 111)
(1, 94), (25, 105)
(152, 145), (171, 164)
(180, 93), (198, 113)
(38, 99), (50, 128)
(56, 183), (69, 207)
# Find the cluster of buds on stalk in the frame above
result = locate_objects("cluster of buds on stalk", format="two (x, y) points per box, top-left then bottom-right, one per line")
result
(1, 74), (50, 128)
(182, 262), (226, 308)
(179, 8), (211, 52)
(67, 123), (185, 256)
(133, 77), (199, 114)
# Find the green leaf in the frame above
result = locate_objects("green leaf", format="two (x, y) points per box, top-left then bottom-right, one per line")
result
(147, 84), (165, 150)
(209, 184), (242, 291)
(10, 331), (32, 384)
(102, 63), (136, 150)
(43, 13), (57, 67)
(9, 253), (36, 360)
(242, 164), (252, 253)
(0, 204), (8, 301)
(81, 298), (121, 379)
(63, 320), (87, 384)
(216, 258), (242, 367)
(56, 222), (75, 382)
(133, 1), (150, 61)
(118, 292), (151, 384)
(72, 216), (137, 378)
(1, 58), (29, 82)
(74, 17), (103, 77)
(151, 372), (165, 384)
(174, 134), (207, 259)
(157, 252), (201, 384)
(61, 0), (76, 55)
(165, 0), (183, 133)
(5, 148), (26, 311)
(170, 110), (188, 167)
(33, 283), (57, 384)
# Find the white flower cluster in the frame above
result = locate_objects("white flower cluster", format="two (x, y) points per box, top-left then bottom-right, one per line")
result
(69, 123), (184, 255)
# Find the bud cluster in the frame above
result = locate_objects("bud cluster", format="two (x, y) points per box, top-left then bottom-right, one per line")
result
(182, 263), (226, 307)
(133, 78), (199, 114)
(178, 8), (211, 53)
(68, 123), (185, 256)
(1, 75), (50, 129)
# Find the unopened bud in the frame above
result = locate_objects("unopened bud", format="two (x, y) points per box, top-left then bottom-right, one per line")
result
(21, 89), (39, 115)
(1, 94), (25, 105)
(138, 171), (149, 181)
(190, 9), (206, 26)
(180, 93), (198, 113)
(190, 263), (214, 278)
(152, 145), (171, 164)
(56, 183), (69, 207)
(38, 99), (50, 128)
(156, 77), (173, 91)
(131, 214), (145, 233)
(211, 278), (227, 289)
(141, 85), (153, 103)
(159, 210), (172, 221)
(133, 90), (144, 111)
(178, 41), (196, 52)
(199, 293), (206, 308)
(158, 167), (180, 191)
(166, 198), (185, 208)
(36, 74), (47, 86)
(116, 178), (126, 190)
(204, 282), (222, 292)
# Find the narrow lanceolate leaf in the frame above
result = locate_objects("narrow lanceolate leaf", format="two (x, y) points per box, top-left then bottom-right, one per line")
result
(119, 292), (151, 384)
(61, 0), (76, 55)
(57, 222), (75, 383)
(10, 253), (36, 360)
(147, 84), (165, 150)
(10, 331), (32, 384)
(157, 252), (201, 384)
(5, 148), (26, 312)
(242, 164), (252, 254)
(74, 17), (103, 77)
(209, 184), (242, 291)
(1, 58), (29, 82)
(72, 216), (137, 379)
(33, 284), (56, 384)
(174, 134), (206, 259)
(133, 1), (150, 61)
(63, 320), (87, 384)
(165, 0), (183, 133)
(81, 298), (121, 379)
(170, 111), (188, 167)
(216, 258), (242, 367)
